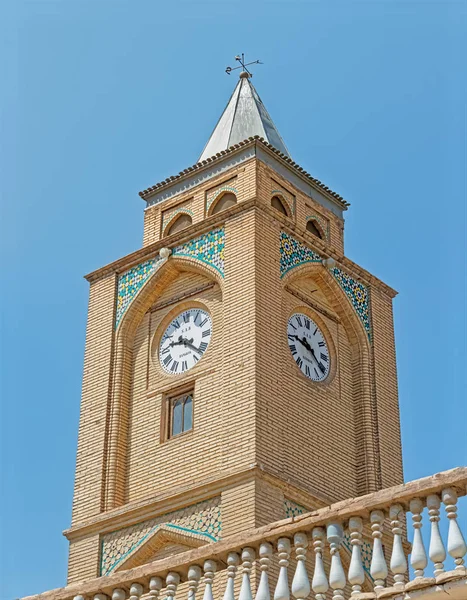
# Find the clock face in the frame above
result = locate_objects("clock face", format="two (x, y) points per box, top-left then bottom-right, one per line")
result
(287, 313), (330, 382)
(159, 308), (212, 375)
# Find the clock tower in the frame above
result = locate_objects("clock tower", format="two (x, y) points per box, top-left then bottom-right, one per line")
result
(66, 70), (403, 584)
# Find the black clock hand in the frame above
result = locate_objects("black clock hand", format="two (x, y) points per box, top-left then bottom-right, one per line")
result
(183, 340), (202, 354)
(309, 347), (326, 373)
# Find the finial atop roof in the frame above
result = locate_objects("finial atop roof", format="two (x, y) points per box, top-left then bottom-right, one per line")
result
(198, 55), (290, 162)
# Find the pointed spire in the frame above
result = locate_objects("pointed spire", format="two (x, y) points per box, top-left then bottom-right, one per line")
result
(199, 72), (290, 162)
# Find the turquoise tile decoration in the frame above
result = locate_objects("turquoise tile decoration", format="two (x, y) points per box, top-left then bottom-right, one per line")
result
(173, 227), (224, 276)
(100, 497), (221, 575)
(116, 256), (164, 328)
(331, 267), (371, 339)
(162, 206), (194, 231)
(279, 231), (371, 341)
(280, 230), (322, 277)
(284, 499), (373, 579)
(115, 228), (225, 328)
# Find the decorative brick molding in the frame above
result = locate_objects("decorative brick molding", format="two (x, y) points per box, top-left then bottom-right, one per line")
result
(305, 214), (329, 240)
(116, 228), (225, 327)
(206, 185), (238, 214)
(279, 231), (371, 340)
(100, 497), (221, 575)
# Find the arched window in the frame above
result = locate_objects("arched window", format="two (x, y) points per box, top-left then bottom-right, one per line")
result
(165, 213), (192, 236)
(306, 220), (323, 239)
(271, 195), (288, 216)
(169, 392), (193, 438)
(211, 192), (237, 215)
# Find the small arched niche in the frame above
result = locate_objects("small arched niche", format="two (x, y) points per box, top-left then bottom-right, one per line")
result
(211, 192), (237, 215)
(165, 213), (192, 237)
(271, 195), (289, 216)
(306, 219), (323, 239)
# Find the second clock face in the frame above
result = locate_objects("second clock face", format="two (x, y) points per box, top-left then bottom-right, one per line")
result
(287, 313), (330, 382)
(159, 308), (212, 375)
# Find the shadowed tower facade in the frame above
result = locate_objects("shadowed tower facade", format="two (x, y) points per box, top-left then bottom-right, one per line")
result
(66, 70), (403, 583)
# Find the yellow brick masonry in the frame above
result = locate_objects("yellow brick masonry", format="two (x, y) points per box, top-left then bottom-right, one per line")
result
(67, 155), (402, 582)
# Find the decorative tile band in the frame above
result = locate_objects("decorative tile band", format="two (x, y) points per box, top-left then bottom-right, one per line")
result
(206, 185), (238, 213)
(116, 256), (164, 328)
(279, 231), (371, 340)
(280, 231), (322, 277)
(272, 188), (295, 215)
(331, 267), (371, 338)
(100, 497), (221, 575)
(162, 207), (194, 232)
(173, 227), (224, 276)
(284, 499), (373, 578)
(116, 228), (225, 328)
(306, 214), (329, 240)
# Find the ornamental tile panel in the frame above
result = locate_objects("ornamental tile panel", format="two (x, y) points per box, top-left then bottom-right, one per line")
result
(115, 228), (225, 327)
(206, 185), (238, 213)
(100, 497), (221, 575)
(173, 227), (224, 276)
(284, 498), (308, 518)
(116, 256), (164, 328)
(280, 231), (322, 277)
(331, 267), (371, 339)
(279, 231), (371, 340)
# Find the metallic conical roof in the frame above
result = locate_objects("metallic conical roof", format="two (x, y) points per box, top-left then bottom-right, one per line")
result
(199, 72), (290, 162)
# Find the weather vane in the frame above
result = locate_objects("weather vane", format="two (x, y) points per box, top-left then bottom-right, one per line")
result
(225, 54), (263, 77)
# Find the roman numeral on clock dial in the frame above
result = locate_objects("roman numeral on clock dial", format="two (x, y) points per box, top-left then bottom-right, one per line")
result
(287, 312), (331, 382)
(159, 308), (213, 375)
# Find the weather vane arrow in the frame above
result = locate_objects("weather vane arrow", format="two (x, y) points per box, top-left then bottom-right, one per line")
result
(226, 53), (263, 77)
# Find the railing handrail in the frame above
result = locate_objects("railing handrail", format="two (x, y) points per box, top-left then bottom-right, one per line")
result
(21, 466), (467, 600)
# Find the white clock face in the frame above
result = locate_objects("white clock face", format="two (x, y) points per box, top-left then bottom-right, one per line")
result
(287, 313), (330, 382)
(159, 308), (212, 375)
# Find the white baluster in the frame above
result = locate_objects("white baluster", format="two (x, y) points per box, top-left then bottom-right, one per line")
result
(166, 572), (181, 600)
(274, 538), (291, 600)
(149, 578), (163, 600)
(256, 542), (273, 600)
(410, 498), (428, 579)
(223, 552), (240, 600)
(112, 589), (126, 600)
(129, 584), (143, 600)
(74, 596), (85, 600)
(442, 487), (467, 570)
(389, 504), (407, 590)
(427, 494), (446, 576)
(370, 510), (388, 591)
(311, 527), (328, 600)
(203, 560), (217, 600)
(188, 566), (202, 600)
(348, 517), (365, 596)
(239, 547), (255, 600)
(292, 533), (310, 600)
(326, 522), (345, 600)
(94, 595), (107, 600)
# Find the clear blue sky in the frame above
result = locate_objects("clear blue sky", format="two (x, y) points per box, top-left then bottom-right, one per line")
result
(1, 1), (466, 599)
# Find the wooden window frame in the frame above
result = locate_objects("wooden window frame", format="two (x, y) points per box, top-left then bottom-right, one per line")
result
(160, 385), (195, 443)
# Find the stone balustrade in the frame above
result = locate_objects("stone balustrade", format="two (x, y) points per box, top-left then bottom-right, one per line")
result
(23, 468), (467, 600)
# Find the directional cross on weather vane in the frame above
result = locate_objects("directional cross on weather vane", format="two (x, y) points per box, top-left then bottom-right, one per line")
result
(225, 53), (263, 77)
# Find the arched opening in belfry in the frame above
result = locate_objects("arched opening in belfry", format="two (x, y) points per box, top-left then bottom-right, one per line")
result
(211, 192), (237, 215)
(271, 195), (289, 216)
(306, 219), (323, 239)
(165, 213), (192, 236)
